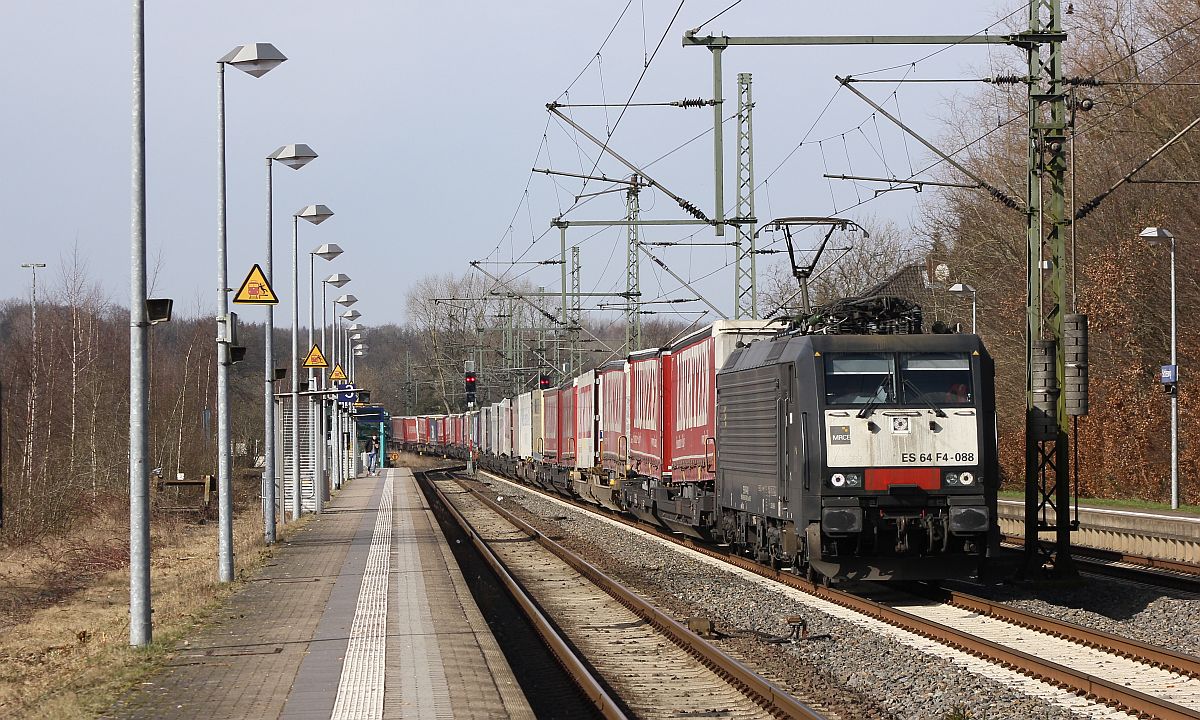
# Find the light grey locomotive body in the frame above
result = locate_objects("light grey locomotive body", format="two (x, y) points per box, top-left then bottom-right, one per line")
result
(715, 333), (998, 581)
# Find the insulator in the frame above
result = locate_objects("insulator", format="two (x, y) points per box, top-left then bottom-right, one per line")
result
(672, 97), (711, 108)
(677, 199), (710, 221)
(989, 74), (1025, 84)
(1031, 340), (1059, 440)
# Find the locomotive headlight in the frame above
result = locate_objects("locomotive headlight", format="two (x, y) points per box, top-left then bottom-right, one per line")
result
(830, 473), (847, 487)
(845, 472), (861, 487)
(944, 472), (960, 486)
(959, 472), (975, 486)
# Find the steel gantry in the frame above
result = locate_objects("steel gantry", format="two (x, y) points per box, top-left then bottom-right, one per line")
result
(683, 0), (1080, 576)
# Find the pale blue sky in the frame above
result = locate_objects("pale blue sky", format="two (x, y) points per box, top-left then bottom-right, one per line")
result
(0, 2), (1019, 327)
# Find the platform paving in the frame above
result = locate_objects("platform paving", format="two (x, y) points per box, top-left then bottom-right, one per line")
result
(106, 468), (531, 720)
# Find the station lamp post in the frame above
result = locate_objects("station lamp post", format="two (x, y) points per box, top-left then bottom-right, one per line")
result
(1140, 226), (1179, 509)
(340, 309), (362, 478)
(307, 244), (342, 512)
(216, 42), (286, 585)
(263, 143), (318, 544)
(322, 274), (350, 491)
(290, 204), (333, 521)
(948, 283), (977, 334)
(334, 303), (360, 484)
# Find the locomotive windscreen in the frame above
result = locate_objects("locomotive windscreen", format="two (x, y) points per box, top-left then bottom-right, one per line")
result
(823, 353), (896, 405)
(900, 353), (973, 406)
(824, 352), (975, 407)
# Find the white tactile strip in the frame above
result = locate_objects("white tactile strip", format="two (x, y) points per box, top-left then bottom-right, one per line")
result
(481, 472), (1143, 720)
(331, 474), (394, 719)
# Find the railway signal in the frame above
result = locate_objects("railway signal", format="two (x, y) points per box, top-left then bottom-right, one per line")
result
(465, 371), (477, 405)
(539, 374), (551, 390)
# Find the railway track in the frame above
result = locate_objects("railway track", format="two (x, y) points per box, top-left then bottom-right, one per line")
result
(417, 468), (825, 720)
(473, 469), (1200, 720)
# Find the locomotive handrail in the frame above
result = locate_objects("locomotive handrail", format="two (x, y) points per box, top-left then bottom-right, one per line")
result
(703, 436), (717, 473)
(800, 412), (810, 490)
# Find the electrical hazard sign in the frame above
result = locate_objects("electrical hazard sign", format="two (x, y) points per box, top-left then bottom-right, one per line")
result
(329, 363), (348, 382)
(302, 344), (329, 369)
(233, 264), (279, 305)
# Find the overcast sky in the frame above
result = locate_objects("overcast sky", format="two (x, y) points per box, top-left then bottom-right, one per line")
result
(1, 2), (1018, 328)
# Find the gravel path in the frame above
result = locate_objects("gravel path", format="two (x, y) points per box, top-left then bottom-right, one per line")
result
(475, 474), (1140, 720)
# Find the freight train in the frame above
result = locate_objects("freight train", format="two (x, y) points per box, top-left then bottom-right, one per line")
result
(393, 316), (999, 582)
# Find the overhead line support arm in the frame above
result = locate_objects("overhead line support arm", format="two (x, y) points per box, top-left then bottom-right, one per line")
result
(836, 77), (1023, 210)
(546, 103), (710, 222)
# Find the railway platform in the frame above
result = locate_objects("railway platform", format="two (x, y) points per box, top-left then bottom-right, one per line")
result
(107, 468), (533, 720)
(998, 497), (1200, 565)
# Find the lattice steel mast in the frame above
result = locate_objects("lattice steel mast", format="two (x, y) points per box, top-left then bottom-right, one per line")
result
(734, 72), (758, 319)
(626, 179), (642, 352)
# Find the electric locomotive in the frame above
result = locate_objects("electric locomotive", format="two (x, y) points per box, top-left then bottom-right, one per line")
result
(714, 331), (998, 581)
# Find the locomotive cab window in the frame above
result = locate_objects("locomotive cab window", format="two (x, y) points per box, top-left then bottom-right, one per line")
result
(824, 353), (896, 405)
(900, 353), (973, 406)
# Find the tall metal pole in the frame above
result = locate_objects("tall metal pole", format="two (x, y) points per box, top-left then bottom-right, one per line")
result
(215, 61), (235, 584)
(734, 72), (757, 319)
(290, 215), (301, 521)
(711, 46), (725, 237)
(262, 158), (277, 544)
(308, 254), (323, 513)
(1170, 236), (1179, 509)
(128, 0), (151, 646)
(625, 183), (641, 353)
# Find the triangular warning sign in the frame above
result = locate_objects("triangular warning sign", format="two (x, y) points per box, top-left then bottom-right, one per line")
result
(302, 344), (329, 369)
(233, 264), (279, 305)
(329, 363), (348, 381)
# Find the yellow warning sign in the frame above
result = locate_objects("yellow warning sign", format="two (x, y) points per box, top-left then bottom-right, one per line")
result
(232, 264), (279, 305)
(329, 363), (348, 381)
(302, 344), (329, 369)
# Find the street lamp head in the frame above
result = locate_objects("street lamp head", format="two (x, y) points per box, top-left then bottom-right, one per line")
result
(348, 323), (365, 331)
(350, 333), (363, 341)
(1140, 226), (1174, 246)
(269, 143), (318, 170)
(296, 204), (334, 225)
(948, 283), (976, 297)
(219, 43), (286, 77)
(324, 273), (351, 287)
(336, 294), (359, 307)
(354, 350), (365, 357)
(313, 242), (343, 261)
(354, 343), (368, 352)
(341, 309), (362, 321)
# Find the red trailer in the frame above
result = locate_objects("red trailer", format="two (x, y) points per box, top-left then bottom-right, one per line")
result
(598, 360), (628, 474)
(542, 387), (560, 462)
(628, 348), (666, 480)
(667, 320), (783, 482)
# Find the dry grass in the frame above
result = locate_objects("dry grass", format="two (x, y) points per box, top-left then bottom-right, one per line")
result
(0, 506), (298, 719)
